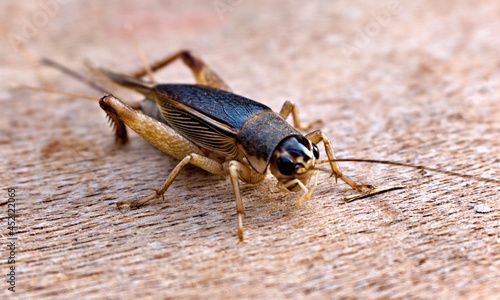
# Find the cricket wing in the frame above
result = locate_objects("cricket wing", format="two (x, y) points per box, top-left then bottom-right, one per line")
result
(155, 84), (272, 129)
(158, 102), (239, 158)
(153, 84), (272, 159)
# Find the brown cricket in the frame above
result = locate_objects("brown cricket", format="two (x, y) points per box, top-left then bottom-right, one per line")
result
(28, 50), (499, 242)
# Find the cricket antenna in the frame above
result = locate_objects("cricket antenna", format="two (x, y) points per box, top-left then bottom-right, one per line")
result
(317, 158), (500, 184)
(13, 57), (107, 101)
(40, 58), (109, 94)
(18, 58), (131, 144)
(12, 83), (98, 101)
(123, 24), (158, 85)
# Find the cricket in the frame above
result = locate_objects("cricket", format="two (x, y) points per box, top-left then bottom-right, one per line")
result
(22, 49), (499, 242)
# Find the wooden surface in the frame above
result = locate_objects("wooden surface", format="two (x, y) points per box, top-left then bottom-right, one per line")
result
(1, 1), (499, 299)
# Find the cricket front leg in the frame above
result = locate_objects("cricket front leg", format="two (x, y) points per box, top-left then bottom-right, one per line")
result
(305, 130), (373, 192)
(279, 170), (320, 207)
(129, 50), (232, 92)
(226, 161), (266, 242)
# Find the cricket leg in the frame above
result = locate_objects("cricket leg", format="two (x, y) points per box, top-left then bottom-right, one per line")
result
(100, 94), (210, 159)
(306, 130), (373, 192)
(118, 153), (250, 242)
(129, 50), (232, 92)
(279, 100), (323, 131)
(117, 153), (226, 208)
(227, 161), (265, 242)
(279, 170), (320, 207)
(103, 95), (246, 239)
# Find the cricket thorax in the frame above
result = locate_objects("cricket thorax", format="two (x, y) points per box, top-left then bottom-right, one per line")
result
(236, 111), (301, 174)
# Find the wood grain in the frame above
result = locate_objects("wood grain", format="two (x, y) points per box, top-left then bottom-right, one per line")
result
(1, 1), (499, 299)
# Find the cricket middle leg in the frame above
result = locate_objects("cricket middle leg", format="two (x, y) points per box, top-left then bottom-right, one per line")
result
(278, 100), (323, 131)
(116, 152), (226, 208)
(227, 160), (265, 242)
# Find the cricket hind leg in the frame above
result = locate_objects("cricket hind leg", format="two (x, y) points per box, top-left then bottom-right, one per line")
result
(101, 93), (250, 241)
(128, 50), (232, 92)
(102, 101), (128, 145)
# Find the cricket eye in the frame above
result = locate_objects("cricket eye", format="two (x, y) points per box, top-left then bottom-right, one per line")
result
(277, 155), (295, 176)
(312, 143), (319, 159)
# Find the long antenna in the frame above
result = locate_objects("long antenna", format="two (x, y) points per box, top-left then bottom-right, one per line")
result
(317, 158), (499, 184)
(40, 58), (109, 93)
(14, 83), (98, 101)
(124, 24), (157, 85)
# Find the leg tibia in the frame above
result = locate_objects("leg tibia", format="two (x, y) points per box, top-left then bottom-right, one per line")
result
(129, 50), (232, 91)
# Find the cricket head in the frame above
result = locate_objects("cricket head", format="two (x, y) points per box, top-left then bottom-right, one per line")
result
(269, 135), (319, 192)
